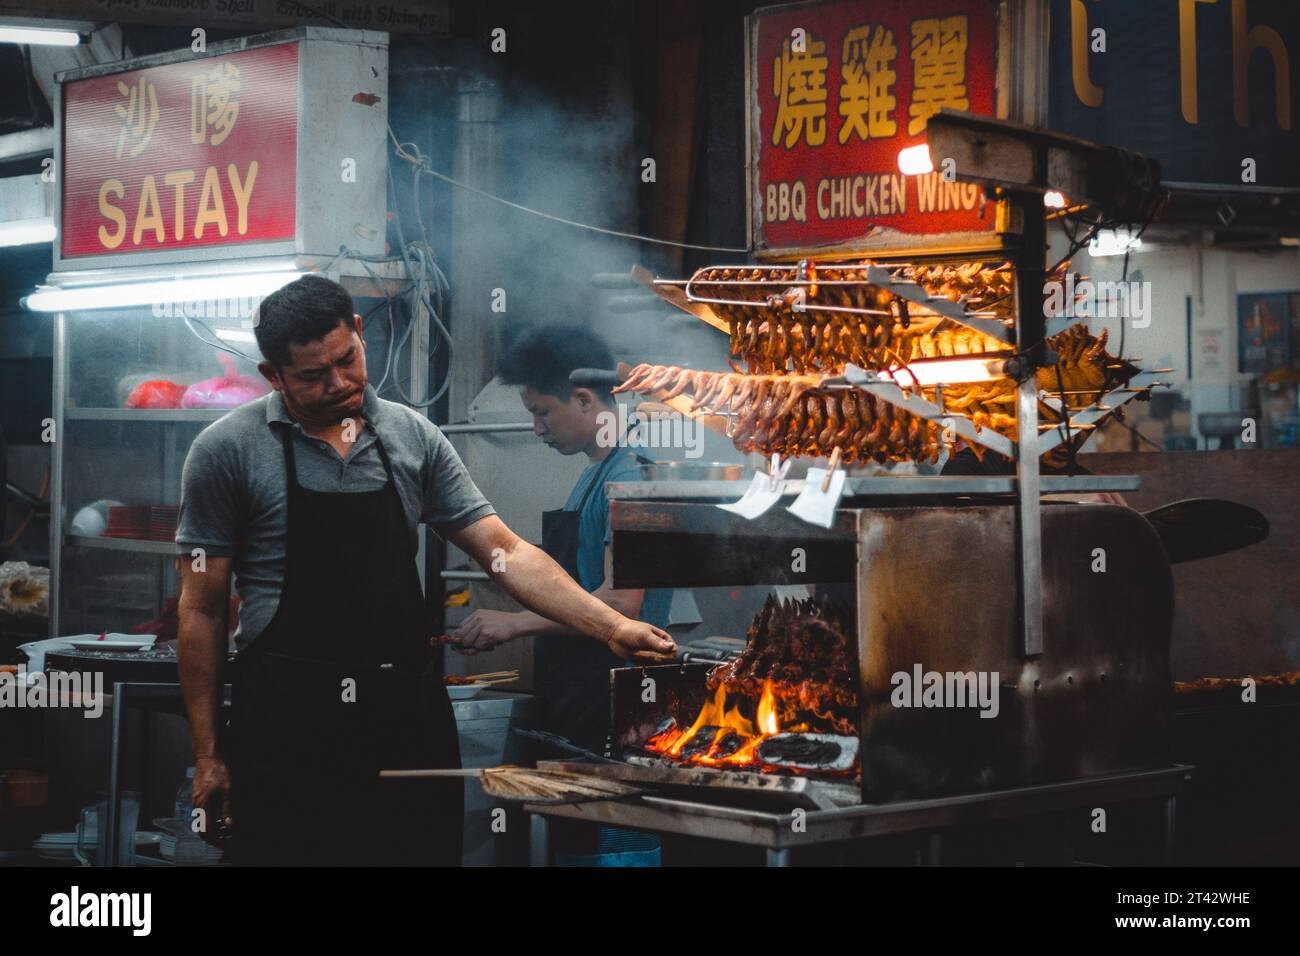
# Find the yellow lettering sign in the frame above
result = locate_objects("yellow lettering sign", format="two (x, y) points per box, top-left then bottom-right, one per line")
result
(772, 33), (829, 148)
(194, 165), (228, 239)
(163, 170), (196, 240)
(132, 174), (166, 245)
(839, 25), (899, 143)
(908, 16), (970, 136)
(227, 161), (258, 235)
(98, 179), (127, 249)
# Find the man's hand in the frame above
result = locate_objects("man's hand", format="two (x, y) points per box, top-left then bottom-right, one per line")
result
(603, 618), (677, 663)
(450, 609), (524, 655)
(192, 754), (233, 844)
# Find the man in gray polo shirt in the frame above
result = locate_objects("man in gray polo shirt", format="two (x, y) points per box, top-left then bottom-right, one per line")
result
(176, 274), (675, 865)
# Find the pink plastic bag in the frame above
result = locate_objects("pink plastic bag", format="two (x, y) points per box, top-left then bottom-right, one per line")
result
(181, 353), (270, 409)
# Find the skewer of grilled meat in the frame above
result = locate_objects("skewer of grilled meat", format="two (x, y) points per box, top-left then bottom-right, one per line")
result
(615, 321), (1136, 461)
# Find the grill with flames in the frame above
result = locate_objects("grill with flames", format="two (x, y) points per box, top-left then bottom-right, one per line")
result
(599, 251), (1174, 805)
(634, 597), (860, 779)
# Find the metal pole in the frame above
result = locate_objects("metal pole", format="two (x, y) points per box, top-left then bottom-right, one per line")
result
(1014, 181), (1047, 659)
(49, 312), (66, 639)
(765, 847), (791, 867)
(529, 814), (551, 867)
(438, 422), (534, 435)
(1163, 795), (1178, 863)
(923, 831), (944, 866)
(440, 570), (490, 582)
(105, 682), (126, 866)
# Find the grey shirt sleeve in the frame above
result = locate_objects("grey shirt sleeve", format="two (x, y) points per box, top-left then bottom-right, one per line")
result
(419, 422), (496, 536)
(176, 436), (245, 558)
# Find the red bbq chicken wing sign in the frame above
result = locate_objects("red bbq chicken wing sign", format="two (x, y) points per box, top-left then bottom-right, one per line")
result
(752, 0), (999, 253)
(61, 42), (299, 260)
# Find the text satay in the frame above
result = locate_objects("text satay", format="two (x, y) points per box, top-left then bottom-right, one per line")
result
(95, 160), (259, 250)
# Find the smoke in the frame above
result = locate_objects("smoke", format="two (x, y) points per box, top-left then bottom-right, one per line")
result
(386, 40), (731, 379)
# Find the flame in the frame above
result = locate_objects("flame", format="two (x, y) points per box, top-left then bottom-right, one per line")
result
(646, 679), (785, 768)
(756, 680), (779, 736)
(643, 675), (860, 777)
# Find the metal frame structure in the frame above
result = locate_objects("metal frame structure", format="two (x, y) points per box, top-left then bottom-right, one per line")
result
(525, 760), (1192, 867)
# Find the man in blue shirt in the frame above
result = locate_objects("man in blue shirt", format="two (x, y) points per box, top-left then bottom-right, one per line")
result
(452, 325), (672, 752)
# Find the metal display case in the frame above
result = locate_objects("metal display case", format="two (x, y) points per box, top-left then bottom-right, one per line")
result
(34, 25), (406, 638)
(51, 304), (245, 636)
(44, 259), (413, 638)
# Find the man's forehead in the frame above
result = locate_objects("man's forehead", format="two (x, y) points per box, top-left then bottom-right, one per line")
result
(288, 325), (356, 367)
(520, 387), (563, 408)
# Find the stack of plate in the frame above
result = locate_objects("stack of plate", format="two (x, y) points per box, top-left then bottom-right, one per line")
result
(148, 506), (179, 541)
(33, 830), (162, 863)
(104, 506), (151, 539)
(104, 505), (178, 541)
(64, 634), (157, 652)
(157, 834), (224, 864)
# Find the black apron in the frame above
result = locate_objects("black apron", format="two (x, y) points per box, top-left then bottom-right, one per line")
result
(227, 425), (462, 866)
(536, 449), (626, 753)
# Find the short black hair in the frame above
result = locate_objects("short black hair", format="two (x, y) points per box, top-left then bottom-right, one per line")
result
(498, 324), (615, 404)
(253, 274), (355, 367)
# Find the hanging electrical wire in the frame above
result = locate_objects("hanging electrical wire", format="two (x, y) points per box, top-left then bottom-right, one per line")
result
(388, 126), (751, 254)
(181, 313), (259, 362)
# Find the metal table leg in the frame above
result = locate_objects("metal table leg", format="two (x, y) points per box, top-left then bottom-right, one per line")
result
(105, 682), (127, 867)
(924, 831), (944, 865)
(529, 813), (551, 867)
(1163, 795), (1178, 863)
(766, 847), (791, 867)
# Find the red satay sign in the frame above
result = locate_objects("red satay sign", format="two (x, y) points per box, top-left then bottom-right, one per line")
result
(752, 0), (998, 253)
(61, 42), (299, 259)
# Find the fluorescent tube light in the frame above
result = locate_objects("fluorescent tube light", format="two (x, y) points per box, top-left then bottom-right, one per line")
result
(0, 217), (56, 247)
(888, 357), (1007, 387)
(1088, 228), (1143, 257)
(0, 25), (82, 46)
(24, 270), (302, 313)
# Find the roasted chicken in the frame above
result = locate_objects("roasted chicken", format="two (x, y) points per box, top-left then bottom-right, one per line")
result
(616, 320), (1135, 461)
(707, 596), (858, 737)
(614, 364), (941, 463)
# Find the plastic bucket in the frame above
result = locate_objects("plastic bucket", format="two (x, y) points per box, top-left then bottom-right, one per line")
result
(554, 827), (661, 867)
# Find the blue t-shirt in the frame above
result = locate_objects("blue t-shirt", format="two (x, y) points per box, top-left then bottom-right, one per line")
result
(563, 446), (673, 629)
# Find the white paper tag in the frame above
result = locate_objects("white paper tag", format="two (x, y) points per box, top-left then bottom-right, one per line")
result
(717, 471), (785, 520)
(770, 584), (811, 602)
(787, 468), (847, 528)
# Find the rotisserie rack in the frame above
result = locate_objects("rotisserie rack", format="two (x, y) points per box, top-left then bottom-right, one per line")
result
(621, 259), (1162, 464)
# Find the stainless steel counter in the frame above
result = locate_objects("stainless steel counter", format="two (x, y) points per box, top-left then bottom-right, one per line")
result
(525, 762), (1193, 867)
